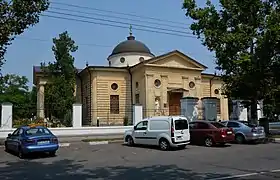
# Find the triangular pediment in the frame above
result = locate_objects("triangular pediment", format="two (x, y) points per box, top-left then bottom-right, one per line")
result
(145, 50), (207, 70)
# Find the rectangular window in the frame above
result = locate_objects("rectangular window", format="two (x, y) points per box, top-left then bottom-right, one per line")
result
(174, 119), (189, 130)
(110, 95), (119, 114)
(135, 94), (140, 104)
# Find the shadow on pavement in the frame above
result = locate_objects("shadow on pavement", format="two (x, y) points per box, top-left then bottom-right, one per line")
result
(0, 159), (242, 180)
(122, 144), (189, 151)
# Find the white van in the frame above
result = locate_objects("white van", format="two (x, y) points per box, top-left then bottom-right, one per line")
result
(124, 116), (190, 150)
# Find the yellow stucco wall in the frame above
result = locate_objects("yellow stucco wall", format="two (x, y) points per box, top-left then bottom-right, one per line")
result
(93, 69), (132, 126)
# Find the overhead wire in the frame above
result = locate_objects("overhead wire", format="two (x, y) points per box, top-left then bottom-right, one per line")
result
(49, 6), (189, 30)
(50, 1), (189, 26)
(16, 37), (215, 58)
(41, 14), (197, 38)
(46, 10), (192, 35)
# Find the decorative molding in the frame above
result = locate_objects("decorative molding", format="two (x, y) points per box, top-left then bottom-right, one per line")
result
(182, 76), (189, 80)
(160, 75), (168, 78)
(144, 64), (205, 71)
(145, 74), (154, 77)
(194, 76), (201, 80)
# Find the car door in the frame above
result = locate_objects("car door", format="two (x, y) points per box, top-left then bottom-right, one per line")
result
(133, 121), (148, 145)
(189, 122), (199, 143)
(9, 128), (22, 151)
(227, 121), (241, 134)
(6, 129), (18, 150)
(195, 122), (211, 144)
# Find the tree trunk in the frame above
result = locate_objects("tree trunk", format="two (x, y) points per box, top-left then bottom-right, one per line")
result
(250, 99), (258, 124)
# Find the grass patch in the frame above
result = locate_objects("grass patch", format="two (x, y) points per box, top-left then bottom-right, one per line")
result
(82, 137), (123, 142)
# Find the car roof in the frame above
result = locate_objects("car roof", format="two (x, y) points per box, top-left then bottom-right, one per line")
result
(19, 126), (46, 129)
(143, 116), (187, 121)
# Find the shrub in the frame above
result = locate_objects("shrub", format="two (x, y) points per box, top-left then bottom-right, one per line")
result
(123, 116), (129, 126)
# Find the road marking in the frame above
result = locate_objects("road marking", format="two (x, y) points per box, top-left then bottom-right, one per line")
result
(271, 169), (280, 173)
(59, 143), (70, 147)
(89, 141), (109, 145)
(208, 173), (259, 180)
(209, 169), (280, 180)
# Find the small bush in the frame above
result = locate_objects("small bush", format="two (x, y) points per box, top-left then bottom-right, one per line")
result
(123, 116), (129, 126)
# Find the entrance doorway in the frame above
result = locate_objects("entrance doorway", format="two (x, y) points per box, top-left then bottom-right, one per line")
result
(168, 92), (183, 115)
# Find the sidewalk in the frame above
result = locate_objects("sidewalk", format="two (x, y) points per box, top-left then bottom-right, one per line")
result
(0, 134), (123, 145)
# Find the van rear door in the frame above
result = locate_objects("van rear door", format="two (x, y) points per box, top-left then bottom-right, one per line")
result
(173, 118), (190, 143)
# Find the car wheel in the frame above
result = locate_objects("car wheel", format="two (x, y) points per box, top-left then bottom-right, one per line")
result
(235, 134), (245, 144)
(126, 136), (134, 146)
(204, 137), (214, 147)
(18, 147), (25, 159)
(49, 151), (56, 157)
(159, 138), (170, 151)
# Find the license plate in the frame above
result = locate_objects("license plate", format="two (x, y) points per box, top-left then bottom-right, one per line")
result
(176, 136), (183, 140)
(227, 131), (232, 134)
(38, 141), (50, 145)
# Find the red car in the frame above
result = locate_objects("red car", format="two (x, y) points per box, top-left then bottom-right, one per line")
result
(189, 121), (235, 147)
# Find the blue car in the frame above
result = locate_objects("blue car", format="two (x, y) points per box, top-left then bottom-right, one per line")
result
(4, 126), (59, 158)
(221, 120), (265, 144)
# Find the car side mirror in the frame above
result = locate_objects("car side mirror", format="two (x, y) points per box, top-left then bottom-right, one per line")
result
(7, 133), (11, 137)
(133, 126), (136, 130)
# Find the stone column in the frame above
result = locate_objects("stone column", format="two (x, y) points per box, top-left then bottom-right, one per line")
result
(73, 103), (82, 128)
(133, 105), (143, 125)
(1, 103), (13, 129)
(37, 84), (45, 118)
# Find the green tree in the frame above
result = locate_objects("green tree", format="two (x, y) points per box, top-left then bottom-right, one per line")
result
(42, 31), (78, 127)
(0, 74), (36, 119)
(182, 0), (280, 122)
(0, 0), (49, 73)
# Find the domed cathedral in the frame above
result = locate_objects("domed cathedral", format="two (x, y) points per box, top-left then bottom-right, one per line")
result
(33, 31), (229, 126)
(107, 31), (155, 67)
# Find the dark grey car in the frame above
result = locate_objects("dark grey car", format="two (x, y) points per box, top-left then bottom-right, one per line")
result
(221, 120), (265, 144)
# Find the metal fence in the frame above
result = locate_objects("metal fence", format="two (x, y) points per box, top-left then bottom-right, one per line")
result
(12, 103), (73, 128)
(83, 108), (133, 126)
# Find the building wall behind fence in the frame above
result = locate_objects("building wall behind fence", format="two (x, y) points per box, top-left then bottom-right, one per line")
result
(94, 70), (132, 126)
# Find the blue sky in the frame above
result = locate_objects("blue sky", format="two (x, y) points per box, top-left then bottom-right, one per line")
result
(3, 0), (218, 87)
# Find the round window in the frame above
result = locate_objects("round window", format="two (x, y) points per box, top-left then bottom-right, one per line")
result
(214, 89), (219, 94)
(189, 81), (195, 88)
(154, 79), (161, 88)
(120, 57), (125, 63)
(111, 83), (118, 90)
(139, 57), (144, 62)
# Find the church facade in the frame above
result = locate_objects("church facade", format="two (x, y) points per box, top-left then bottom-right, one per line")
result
(33, 33), (229, 126)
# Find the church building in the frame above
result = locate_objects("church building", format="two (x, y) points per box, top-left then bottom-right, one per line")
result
(33, 32), (229, 126)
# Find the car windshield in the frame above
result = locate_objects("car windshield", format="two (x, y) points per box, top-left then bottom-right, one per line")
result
(210, 122), (226, 128)
(240, 121), (257, 128)
(174, 119), (188, 130)
(25, 127), (51, 136)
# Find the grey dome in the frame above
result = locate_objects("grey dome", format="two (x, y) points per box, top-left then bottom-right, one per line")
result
(108, 35), (153, 58)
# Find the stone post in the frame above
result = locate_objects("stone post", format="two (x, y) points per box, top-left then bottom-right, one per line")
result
(37, 84), (45, 118)
(73, 103), (82, 128)
(1, 103), (13, 129)
(133, 105), (143, 125)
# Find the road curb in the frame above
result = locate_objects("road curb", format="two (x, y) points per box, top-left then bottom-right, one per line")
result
(87, 140), (123, 145)
(271, 138), (280, 143)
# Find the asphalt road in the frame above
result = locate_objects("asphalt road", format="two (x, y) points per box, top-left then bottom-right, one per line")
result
(0, 142), (280, 180)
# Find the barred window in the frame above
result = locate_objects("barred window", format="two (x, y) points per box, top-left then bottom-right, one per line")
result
(110, 95), (119, 114)
(217, 98), (221, 114)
